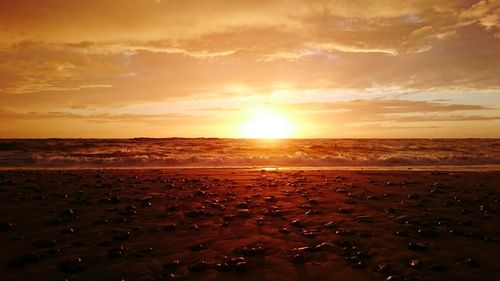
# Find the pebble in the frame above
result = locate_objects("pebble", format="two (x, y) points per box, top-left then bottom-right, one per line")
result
(215, 262), (232, 272)
(238, 246), (266, 256)
(304, 210), (318, 215)
(47, 248), (61, 255)
(234, 260), (247, 271)
(188, 261), (208, 272)
(279, 227), (290, 234)
(408, 242), (427, 251)
(323, 221), (337, 228)
(395, 230), (409, 237)
(0, 222), (13, 231)
(163, 223), (176, 231)
(134, 247), (153, 258)
(407, 194), (418, 200)
(189, 243), (206, 251)
(264, 207), (282, 216)
(264, 196), (276, 202)
(335, 229), (354, 236)
(32, 239), (57, 248)
(236, 202), (248, 209)
(59, 257), (85, 273)
(302, 229), (316, 238)
(164, 259), (182, 269)
(290, 253), (306, 264)
(166, 204), (178, 211)
(417, 228), (438, 237)
(338, 208), (351, 214)
(157, 273), (177, 281)
(290, 219), (304, 227)
(112, 229), (131, 240)
(355, 215), (373, 223)
(95, 218), (109, 225)
(63, 227), (76, 234)
(377, 263), (392, 274)
(344, 256), (365, 268)
(216, 256), (248, 272)
(385, 208), (396, 214)
(108, 246), (126, 258)
(314, 242), (335, 251)
(460, 257), (479, 267)
(110, 195), (120, 203)
(61, 208), (76, 217)
(236, 209), (251, 218)
(409, 258), (421, 269)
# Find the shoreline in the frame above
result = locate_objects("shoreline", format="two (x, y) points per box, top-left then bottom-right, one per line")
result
(1, 164), (500, 171)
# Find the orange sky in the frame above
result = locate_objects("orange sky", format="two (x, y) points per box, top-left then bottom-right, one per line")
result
(0, 0), (499, 138)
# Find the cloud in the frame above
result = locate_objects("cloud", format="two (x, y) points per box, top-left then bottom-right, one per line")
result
(0, 1), (499, 137)
(263, 98), (498, 126)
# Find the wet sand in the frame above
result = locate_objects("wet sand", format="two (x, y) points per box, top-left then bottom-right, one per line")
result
(0, 169), (498, 281)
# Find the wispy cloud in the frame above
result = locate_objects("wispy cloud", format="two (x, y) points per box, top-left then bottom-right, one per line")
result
(0, 1), (499, 137)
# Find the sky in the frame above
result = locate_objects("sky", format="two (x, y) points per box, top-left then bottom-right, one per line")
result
(0, 0), (499, 138)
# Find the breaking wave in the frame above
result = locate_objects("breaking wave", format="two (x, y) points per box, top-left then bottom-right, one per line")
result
(0, 138), (499, 168)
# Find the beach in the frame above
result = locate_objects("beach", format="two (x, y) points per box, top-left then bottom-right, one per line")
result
(0, 168), (498, 281)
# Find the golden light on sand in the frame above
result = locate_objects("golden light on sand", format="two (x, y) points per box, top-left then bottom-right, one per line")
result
(241, 109), (294, 139)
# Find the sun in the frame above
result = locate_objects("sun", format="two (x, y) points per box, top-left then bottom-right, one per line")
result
(241, 109), (295, 139)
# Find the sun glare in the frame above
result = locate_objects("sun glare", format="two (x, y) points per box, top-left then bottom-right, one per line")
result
(241, 109), (294, 139)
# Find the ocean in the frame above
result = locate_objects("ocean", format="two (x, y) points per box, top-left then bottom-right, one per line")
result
(0, 138), (499, 169)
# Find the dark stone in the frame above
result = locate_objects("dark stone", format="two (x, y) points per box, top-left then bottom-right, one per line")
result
(395, 230), (409, 237)
(409, 258), (421, 270)
(164, 259), (182, 269)
(108, 246), (126, 258)
(59, 257), (85, 273)
(63, 227), (75, 234)
(157, 273), (177, 281)
(190, 243), (206, 251)
(407, 194), (418, 200)
(338, 208), (351, 214)
(290, 254), (306, 264)
(188, 261), (208, 272)
(408, 242), (427, 251)
(32, 239), (57, 248)
(314, 242), (334, 251)
(279, 227), (290, 234)
(236, 202), (249, 209)
(289, 219), (304, 227)
(385, 208), (397, 214)
(323, 221), (337, 228)
(335, 229), (354, 236)
(110, 195), (120, 203)
(163, 224), (176, 231)
(0, 222), (13, 231)
(215, 262), (232, 272)
(302, 230), (316, 238)
(234, 261), (247, 271)
(417, 228), (439, 237)
(377, 263), (392, 274)
(47, 248), (61, 255)
(461, 258), (479, 267)
(238, 246), (265, 256)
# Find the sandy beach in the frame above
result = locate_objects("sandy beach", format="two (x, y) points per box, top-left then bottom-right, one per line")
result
(0, 168), (498, 281)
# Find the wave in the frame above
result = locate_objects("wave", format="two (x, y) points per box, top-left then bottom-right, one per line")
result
(0, 138), (499, 168)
